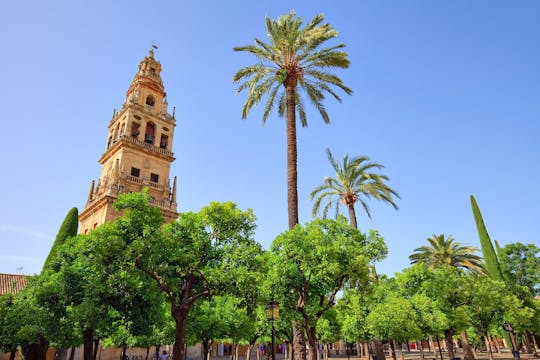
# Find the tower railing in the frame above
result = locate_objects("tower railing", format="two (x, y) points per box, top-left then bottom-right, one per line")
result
(125, 135), (174, 157)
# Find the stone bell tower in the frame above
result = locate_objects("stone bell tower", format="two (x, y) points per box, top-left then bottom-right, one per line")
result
(79, 48), (178, 234)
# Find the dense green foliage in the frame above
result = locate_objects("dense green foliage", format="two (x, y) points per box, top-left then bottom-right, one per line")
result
(499, 242), (540, 296)
(1, 188), (538, 360)
(268, 217), (387, 360)
(42, 207), (78, 272)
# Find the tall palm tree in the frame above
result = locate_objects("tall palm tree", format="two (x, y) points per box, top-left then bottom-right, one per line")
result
(310, 148), (400, 230)
(409, 234), (485, 274)
(233, 11), (352, 229)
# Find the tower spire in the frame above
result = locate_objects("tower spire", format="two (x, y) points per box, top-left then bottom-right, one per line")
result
(171, 176), (177, 204)
(87, 180), (95, 203)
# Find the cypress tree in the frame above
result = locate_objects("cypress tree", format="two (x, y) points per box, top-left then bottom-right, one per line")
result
(42, 207), (78, 272)
(470, 195), (504, 281)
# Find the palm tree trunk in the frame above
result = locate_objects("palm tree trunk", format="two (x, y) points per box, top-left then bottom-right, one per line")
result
(347, 204), (358, 229)
(286, 86), (299, 229)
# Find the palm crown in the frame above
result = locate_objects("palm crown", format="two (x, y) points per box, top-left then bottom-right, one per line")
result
(409, 234), (486, 274)
(310, 148), (399, 229)
(233, 10), (352, 124)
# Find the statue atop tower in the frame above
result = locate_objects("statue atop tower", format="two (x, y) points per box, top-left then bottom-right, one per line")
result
(79, 49), (178, 234)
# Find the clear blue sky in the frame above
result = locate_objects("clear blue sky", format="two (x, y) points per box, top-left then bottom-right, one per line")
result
(1, 1), (538, 276)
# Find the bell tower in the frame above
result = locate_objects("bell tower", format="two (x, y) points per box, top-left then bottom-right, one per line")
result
(79, 48), (178, 234)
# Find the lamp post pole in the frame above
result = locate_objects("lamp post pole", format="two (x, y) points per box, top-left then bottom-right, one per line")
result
(266, 299), (280, 360)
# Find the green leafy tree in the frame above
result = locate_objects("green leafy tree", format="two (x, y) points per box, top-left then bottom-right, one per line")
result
(498, 242), (540, 354)
(310, 149), (399, 229)
(395, 266), (451, 358)
(463, 276), (532, 360)
(42, 207), (78, 272)
(44, 196), (166, 360)
(115, 191), (262, 360)
(399, 264), (469, 360)
(498, 242), (540, 296)
(409, 234), (485, 274)
(233, 11), (352, 229)
(268, 217), (386, 360)
(3, 276), (55, 360)
(366, 295), (421, 360)
(0, 293), (18, 359)
(470, 195), (504, 281)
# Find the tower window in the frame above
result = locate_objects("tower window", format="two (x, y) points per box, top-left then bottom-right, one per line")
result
(131, 123), (140, 137)
(160, 135), (168, 149)
(150, 173), (159, 183)
(146, 95), (155, 107)
(144, 123), (155, 144)
(131, 167), (140, 178)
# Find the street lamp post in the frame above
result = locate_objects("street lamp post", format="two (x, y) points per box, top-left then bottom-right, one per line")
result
(503, 322), (520, 360)
(266, 299), (280, 360)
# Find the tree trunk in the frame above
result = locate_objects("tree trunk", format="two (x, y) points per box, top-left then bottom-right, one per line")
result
(55, 348), (68, 360)
(246, 344), (253, 360)
(417, 340), (424, 360)
(285, 86), (299, 229)
(364, 343), (370, 360)
(23, 335), (49, 360)
(460, 331), (475, 360)
(444, 329), (456, 360)
(524, 331), (534, 354)
(155, 345), (161, 360)
(172, 306), (189, 360)
(235, 343), (239, 360)
(484, 335), (494, 360)
(398, 342), (405, 360)
(288, 342), (294, 360)
(83, 328), (95, 360)
(146, 347), (150, 360)
(435, 337), (443, 360)
(202, 340), (210, 360)
(389, 341), (396, 360)
(305, 326), (317, 360)
(488, 336), (498, 353)
(9, 347), (17, 360)
(256, 343), (260, 360)
(69, 346), (76, 360)
(428, 336), (434, 353)
(530, 332), (539, 357)
(373, 340), (386, 360)
(293, 321), (306, 360)
(93, 338), (100, 360)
